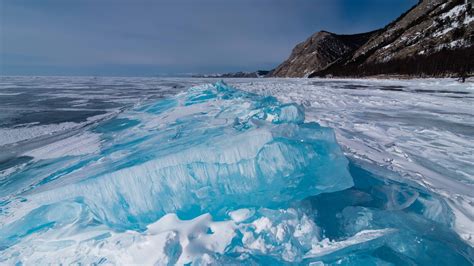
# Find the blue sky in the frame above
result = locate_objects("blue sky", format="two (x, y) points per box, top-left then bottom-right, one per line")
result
(0, 0), (418, 76)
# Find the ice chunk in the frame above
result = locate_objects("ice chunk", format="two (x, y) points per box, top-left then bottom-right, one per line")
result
(338, 206), (473, 265)
(304, 229), (395, 260)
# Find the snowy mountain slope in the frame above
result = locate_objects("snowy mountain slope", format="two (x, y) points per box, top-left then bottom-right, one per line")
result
(273, 0), (473, 77)
(351, 0), (472, 65)
(315, 0), (473, 77)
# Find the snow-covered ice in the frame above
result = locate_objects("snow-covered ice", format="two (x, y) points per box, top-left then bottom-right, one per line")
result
(234, 78), (474, 247)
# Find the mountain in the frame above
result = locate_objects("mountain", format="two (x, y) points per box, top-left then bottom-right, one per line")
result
(271, 0), (473, 78)
(270, 31), (379, 77)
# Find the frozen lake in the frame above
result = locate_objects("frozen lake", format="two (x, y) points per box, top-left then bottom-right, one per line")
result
(0, 76), (473, 264)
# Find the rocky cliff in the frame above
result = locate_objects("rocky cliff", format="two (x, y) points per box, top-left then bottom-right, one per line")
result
(272, 0), (473, 78)
(270, 31), (378, 77)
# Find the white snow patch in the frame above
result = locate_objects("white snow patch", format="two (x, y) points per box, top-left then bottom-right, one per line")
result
(465, 14), (474, 24)
(432, 22), (459, 37)
(304, 229), (395, 258)
(441, 4), (466, 20)
(229, 208), (254, 222)
(1, 208), (326, 264)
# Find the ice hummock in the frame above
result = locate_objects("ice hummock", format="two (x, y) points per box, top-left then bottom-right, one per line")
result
(0, 82), (352, 251)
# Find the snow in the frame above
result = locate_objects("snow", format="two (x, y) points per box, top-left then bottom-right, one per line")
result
(0, 207), (324, 264)
(304, 229), (395, 259)
(229, 208), (254, 222)
(0, 122), (79, 146)
(431, 3), (471, 37)
(448, 39), (465, 48)
(441, 4), (466, 20)
(24, 132), (101, 160)
(432, 22), (459, 37)
(465, 14), (474, 24)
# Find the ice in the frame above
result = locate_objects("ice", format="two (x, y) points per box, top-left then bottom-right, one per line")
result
(17, 83), (349, 228)
(24, 132), (101, 160)
(0, 82), (353, 259)
(1, 77), (473, 264)
(0, 207), (312, 264)
(0, 122), (79, 146)
(0, 205), (395, 265)
(304, 229), (396, 260)
(235, 78), (474, 246)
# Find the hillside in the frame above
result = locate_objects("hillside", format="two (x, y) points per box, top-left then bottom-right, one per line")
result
(272, 0), (473, 78)
(270, 31), (378, 77)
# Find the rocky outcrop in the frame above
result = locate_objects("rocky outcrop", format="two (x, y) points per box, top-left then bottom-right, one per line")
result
(270, 31), (378, 77)
(274, 0), (473, 78)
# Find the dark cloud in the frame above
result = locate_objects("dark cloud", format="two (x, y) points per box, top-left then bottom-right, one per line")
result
(0, 0), (418, 76)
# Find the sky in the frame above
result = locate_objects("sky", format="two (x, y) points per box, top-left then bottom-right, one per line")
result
(0, 0), (418, 76)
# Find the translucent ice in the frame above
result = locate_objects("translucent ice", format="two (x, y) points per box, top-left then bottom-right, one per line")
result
(0, 82), (352, 247)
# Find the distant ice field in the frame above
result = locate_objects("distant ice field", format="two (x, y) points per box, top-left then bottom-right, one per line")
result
(0, 76), (473, 264)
